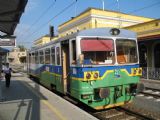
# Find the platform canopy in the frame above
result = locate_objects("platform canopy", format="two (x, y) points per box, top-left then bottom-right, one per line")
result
(0, 0), (28, 36)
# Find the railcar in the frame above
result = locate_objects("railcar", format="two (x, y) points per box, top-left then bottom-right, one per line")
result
(27, 28), (142, 110)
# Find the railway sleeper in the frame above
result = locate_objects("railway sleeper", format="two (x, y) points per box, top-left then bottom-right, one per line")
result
(105, 113), (136, 120)
(94, 109), (135, 120)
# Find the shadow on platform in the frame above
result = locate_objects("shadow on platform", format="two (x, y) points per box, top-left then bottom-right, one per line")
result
(0, 79), (47, 120)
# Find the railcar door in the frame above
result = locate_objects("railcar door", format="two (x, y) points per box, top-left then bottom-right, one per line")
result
(61, 40), (70, 94)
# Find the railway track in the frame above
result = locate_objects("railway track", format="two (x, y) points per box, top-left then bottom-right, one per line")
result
(92, 106), (155, 120)
(140, 87), (160, 98)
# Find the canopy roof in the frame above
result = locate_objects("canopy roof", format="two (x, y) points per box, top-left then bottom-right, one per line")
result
(0, 0), (28, 35)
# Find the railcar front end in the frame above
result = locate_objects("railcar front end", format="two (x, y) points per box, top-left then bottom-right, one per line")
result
(69, 31), (142, 110)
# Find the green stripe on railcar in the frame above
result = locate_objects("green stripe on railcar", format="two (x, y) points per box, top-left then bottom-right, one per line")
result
(40, 71), (64, 93)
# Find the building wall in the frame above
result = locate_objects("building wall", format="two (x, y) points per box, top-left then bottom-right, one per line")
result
(7, 48), (27, 65)
(125, 19), (160, 38)
(34, 36), (51, 47)
(34, 35), (58, 47)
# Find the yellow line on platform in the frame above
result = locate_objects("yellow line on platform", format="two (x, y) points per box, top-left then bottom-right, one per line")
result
(42, 100), (67, 120)
(21, 80), (67, 120)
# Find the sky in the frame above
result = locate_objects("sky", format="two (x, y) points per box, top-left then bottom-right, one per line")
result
(14, 0), (160, 48)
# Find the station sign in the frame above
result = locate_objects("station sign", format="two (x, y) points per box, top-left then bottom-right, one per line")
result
(0, 37), (16, 47)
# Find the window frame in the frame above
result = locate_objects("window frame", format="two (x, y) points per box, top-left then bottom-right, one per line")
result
(55, 43), (61, 66)
(45, 48), (51, 64)
(70, 39), (77, 65)
(51, 46), (56, 65)
(39, 50), (44, 64)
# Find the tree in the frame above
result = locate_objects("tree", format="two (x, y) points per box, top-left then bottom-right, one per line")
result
(17, 45), (26, 52)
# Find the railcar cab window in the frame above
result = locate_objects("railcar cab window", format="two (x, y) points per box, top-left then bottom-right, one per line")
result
(51, 47), (55, 65)
(39, 50), (44, 64)
(116, 39), (138, 64)
(45, 48), (51, 64)
(80, 38), (115, 65)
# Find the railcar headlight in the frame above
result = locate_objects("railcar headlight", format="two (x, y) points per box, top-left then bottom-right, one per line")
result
(86, 73), (91, 79)
(94, 72), (99, 79)
(133, 69), (137, 75)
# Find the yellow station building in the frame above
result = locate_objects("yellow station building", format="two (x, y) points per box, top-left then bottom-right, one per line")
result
(33, 35), (58, 47)
(34, 8), (153, 46)
(33, 35), (51, 47)
(58, 8), (153, 37)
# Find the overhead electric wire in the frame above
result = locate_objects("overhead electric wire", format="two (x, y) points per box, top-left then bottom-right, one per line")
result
(25, 0), (77, 41)
(115, 0), (160, 28)
(19, 0), (56, 37)
(128, 1), (160, 14)
(24, 0), (159, 44)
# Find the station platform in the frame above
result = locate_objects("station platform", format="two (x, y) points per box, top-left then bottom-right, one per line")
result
(0, 74), (98, 120)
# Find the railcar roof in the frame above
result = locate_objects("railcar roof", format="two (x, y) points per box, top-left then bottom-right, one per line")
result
(30, 28), (137, 52)
(77, 28), (137, 38)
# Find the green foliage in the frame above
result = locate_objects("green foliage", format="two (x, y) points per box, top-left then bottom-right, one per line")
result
(17, 45), (26, 51)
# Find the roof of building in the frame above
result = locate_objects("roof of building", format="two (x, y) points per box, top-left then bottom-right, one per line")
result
(59, 7), (154, 27)
(34, 34), (51, 42)
(125, 18), (160, 28)
(0, 0), (28, 35)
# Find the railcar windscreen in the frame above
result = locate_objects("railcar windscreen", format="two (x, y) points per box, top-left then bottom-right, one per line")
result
(116, 39), (138, 64)
(80, 39), (115, 65)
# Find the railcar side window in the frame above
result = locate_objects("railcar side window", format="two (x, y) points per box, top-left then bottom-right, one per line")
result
(51, 47), (55, 65)
(116, 39), (138, 64)
(39, 50), (44, 64)
(35, 51), (39, 64)
(56, 47), (60, 65)
(45, 48), (51, 64)
(71, 40), (76, 64)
